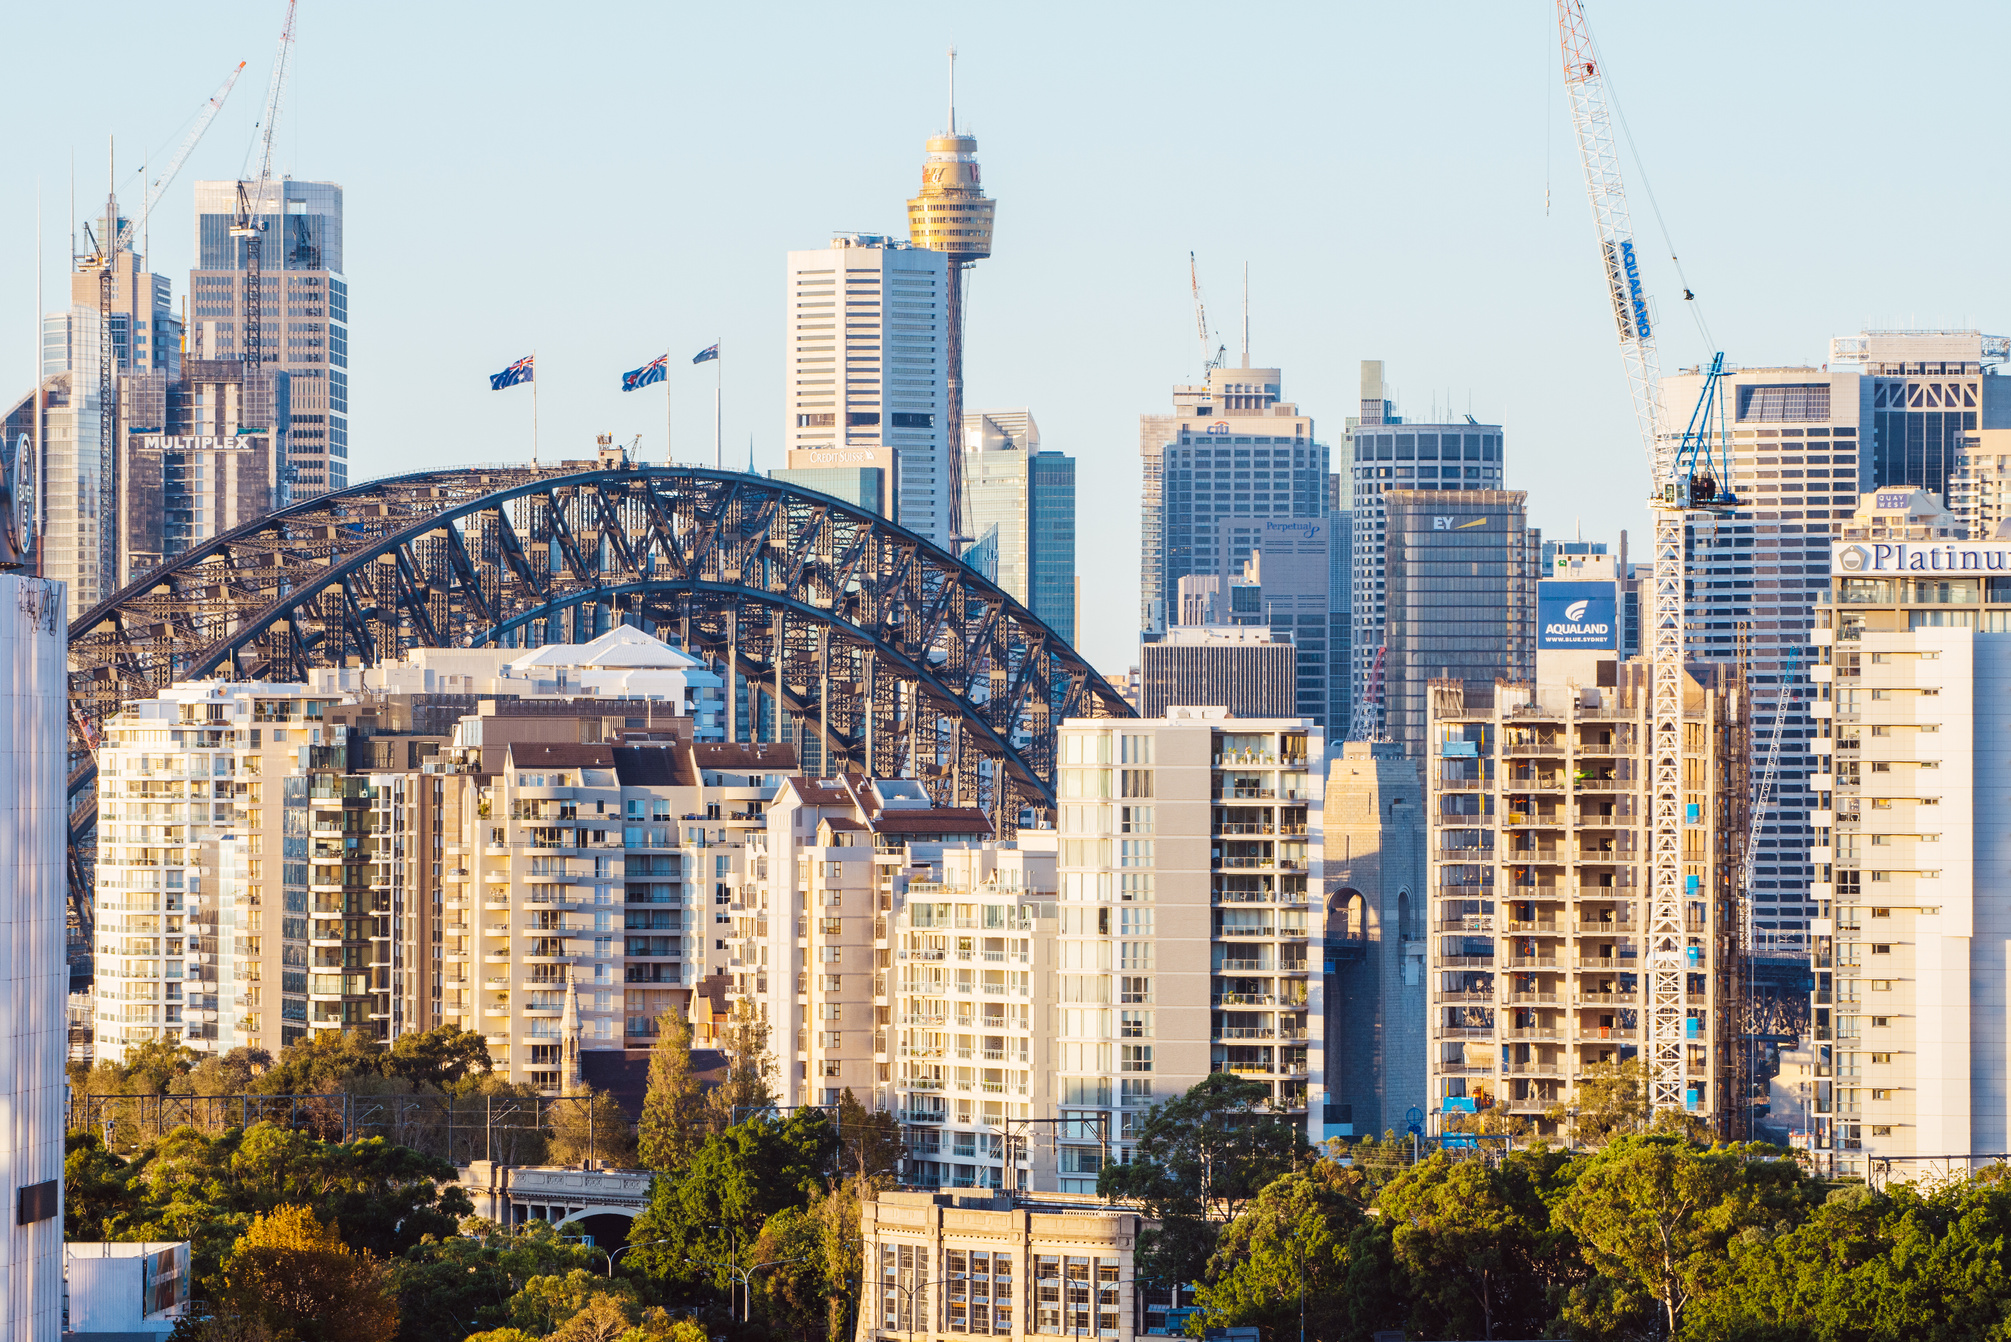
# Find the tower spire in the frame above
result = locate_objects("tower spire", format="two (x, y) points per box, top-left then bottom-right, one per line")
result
(948, 44), (957, 134)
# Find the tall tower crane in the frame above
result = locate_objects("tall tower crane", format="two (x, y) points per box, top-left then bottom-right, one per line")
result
(1556, 1), (1738, 1118)
(1189, 253), (1226, 376)
(233, 0), (299, 369)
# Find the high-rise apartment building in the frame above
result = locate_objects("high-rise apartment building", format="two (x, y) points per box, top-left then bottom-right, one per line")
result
(1423, 658), (1746, 1137)
(961, 410), (1077, 644)
(88, 633), (732, 1075)
(190, 179), (347, 496)
(1380, 490), (1539, 761)
(887, 841), (1059, 1191)
(1801, 494), (2007, 1176)
(1054, 708), (1325, 1180)
(781, 235), (950, 546)
(1139, 366), (1335, 731)
(1343, 361), (1507, 737)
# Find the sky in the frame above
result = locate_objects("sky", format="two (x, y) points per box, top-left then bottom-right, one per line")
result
(5, 1), (2011, 674)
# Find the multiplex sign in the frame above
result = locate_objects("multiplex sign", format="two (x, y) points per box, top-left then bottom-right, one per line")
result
(132, 434), (258, 452)
(1834, 542), (2011, 573)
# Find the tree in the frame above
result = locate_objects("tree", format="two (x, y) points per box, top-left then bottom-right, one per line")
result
(251, 1030), (391, 1096)
(215, 1204), (398, 1342)
(1191, 1160), (1372, 1342)
(506, 1269), (640, 1337)
(833, 1088), (903, 1185)
(386, 1024), (493, 1090)
(391, 1219), (600, 1342)
(1683, 1177), (2011, 1342)
(65, 1131), (140, 1239)
(629, 1109), (840, 1293)
(637, 1005), (704, 1173)
(619, 1311), (710, 1342)
(1553, 1137), (1807, 1340)
(1372, 1150), (1568, 1342)
(173, 1047), (276, 1099)
(1097, 1074), (1310, 1285)
(749, 1202), (828, 1342)
(552, 1295), (640, 1342)
(1573, 1059), (1649, 1145)
(704, 998), (776, 1130)
(547, 1087), (637, 1168)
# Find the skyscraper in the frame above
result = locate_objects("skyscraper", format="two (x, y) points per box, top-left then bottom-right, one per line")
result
(31, 195), (183, 610)
(1661, 358), (1866, 955)
(780, 235), (951, 547)
(190, 179), (346, 496)
(1381, 489), (1540, 762)
(961, 410), (1076, 643)
(1342, 361), (1507, 738)
(1139, 365), (1334, 731)
(906, 65), (995, 546)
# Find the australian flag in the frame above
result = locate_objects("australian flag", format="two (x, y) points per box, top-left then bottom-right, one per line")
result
(691, 342), (720, 365)
(489, 355), (534, 390)
(622, 353), (669, 392)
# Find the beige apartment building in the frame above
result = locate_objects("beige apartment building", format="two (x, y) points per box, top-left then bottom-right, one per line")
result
(1053, 707), (1324, 1185)
(1424, 661), (1746, 1137)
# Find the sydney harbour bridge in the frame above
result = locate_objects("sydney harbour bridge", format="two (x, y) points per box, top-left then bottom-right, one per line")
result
(65, 457), (1132, 957)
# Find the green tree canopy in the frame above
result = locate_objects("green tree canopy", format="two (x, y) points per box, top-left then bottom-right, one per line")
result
(637, 1005), (704, 1173)
(629, 1108), (840, 1293)
(390, 1219), (600, 1342)
(214, 1204), (399, 1342)
(1190, 1159), (1373, 1342)
(546, 1087), (637, 1168)
(1097, 1073), (1310, 1285)
(1553, 1136), (1809, 1340)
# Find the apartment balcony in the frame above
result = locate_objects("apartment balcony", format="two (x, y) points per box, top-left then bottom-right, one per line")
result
(1504, 920), (1561, 933)
(1436, 917), (1496, 934)
(1504, 956), (1562, 969)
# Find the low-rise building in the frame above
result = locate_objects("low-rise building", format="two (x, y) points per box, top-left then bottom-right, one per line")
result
(859, 1191), (1152, 1342)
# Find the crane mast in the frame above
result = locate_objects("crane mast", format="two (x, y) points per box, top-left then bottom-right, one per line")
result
(1189, 253), (1226, 375)
(1556, 0), (1699, 1118)
(115, 62), (247, 259)
(234, 0), (298, 369)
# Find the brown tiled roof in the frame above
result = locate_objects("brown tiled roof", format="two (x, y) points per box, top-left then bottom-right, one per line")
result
(791, 781), (853, 806)
(821, 816), (867, 832)
(693, 741), (800, 772)
(870, 808), (993, 835)
(506, 742), (615, 769)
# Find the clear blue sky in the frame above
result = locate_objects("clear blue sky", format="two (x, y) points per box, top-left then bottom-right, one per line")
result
(5, 1), (2008, 673)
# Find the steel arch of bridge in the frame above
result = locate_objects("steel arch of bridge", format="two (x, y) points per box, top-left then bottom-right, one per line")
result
(70, 463), (1132, 820)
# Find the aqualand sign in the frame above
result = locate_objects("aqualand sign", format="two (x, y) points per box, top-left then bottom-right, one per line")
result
(1834, 542), (2011, 573)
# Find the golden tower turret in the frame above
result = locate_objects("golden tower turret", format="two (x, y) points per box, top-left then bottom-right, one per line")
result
(907, 48), (996, 548)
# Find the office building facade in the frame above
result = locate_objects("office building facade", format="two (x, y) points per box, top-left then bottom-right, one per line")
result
(1054, 709), (1324, 1178)
(961, 410), (1077, 644)
(190, 179), (347, 495)
(1139, 366), (1335, 732)
(783, 235), (951, 546)
(1380, 489), (1539, 762)
(1140, 627), (1296, 720)
(1343, 361), (1507, 739)
(1424, 660), (1746, 1138)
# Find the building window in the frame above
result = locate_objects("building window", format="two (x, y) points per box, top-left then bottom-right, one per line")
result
(1120, 976), (1152, 1004)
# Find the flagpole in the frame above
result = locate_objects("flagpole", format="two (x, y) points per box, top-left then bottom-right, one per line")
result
(665, 360), (673, 465)
(713, 343), (722, 470)
(532, 349), (540, 466)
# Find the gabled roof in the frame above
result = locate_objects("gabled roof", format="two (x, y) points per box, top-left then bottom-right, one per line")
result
(506, 742), (615, 769)
(693, 741), (800, 772)
(870, 808), (994, 836)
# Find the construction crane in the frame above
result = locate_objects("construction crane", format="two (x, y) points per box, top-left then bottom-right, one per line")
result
(1189, 253), (1227, 377)
(115, 63), (247, 259)
(1556, 1), (1740, 1119)
(1348, 645), (1386, 743)
(233, 0), (299, 369)
(1739, 640), (1803, 955)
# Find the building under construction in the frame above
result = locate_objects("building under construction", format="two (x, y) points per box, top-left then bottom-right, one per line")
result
(1420, 656), (1748, 1138)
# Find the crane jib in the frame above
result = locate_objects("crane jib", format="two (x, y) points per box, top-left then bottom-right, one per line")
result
(1602, 238), (1654, 342)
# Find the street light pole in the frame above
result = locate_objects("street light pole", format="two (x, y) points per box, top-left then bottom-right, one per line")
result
(605, 1238), (677, 1279)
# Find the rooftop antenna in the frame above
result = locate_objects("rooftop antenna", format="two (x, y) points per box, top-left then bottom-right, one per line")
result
(1241, 262), (1250, 367)
(948, 44), (957, 133)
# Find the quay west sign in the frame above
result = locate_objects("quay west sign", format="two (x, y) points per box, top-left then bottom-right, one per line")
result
(1834, 542), (2011, 573)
